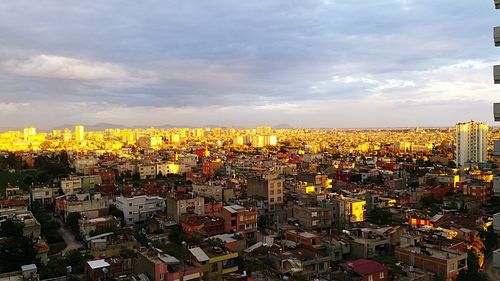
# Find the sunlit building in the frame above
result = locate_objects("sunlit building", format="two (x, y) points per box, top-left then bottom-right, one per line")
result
(455, 121), (488, 167)
(23, 127), (36, 141)
(75, 125), (85, 142)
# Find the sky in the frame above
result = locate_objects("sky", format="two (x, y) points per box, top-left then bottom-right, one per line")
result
(0, 0), (499, 129)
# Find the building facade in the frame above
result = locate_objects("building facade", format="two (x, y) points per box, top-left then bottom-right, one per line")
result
(455, 121), (488, 167)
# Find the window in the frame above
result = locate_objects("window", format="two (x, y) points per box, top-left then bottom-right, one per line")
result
(129, 203), (132, 207)
(139, 205), (143, 209)
(368, 275), (373, 281)
(270, 198), (275, 203)
(160, 273), (164, 281)
(380, 271), (384, 279)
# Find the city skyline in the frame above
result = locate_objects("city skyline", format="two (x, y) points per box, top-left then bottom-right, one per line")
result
(0, 0), (499, 128)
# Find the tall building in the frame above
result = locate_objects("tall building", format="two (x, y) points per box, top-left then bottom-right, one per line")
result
(23, 127), (36, 141)
(494, 1), (500, 119)
(455, 121), (488, 167)
(75, 125), (85, 142)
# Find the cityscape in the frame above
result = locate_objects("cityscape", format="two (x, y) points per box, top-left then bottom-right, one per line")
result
(2, 1), (500, 281)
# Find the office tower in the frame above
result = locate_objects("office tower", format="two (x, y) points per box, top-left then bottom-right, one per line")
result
(455, 121), (488, 167)
(23, 127), (36, 141)
(75, 125), (85, 142)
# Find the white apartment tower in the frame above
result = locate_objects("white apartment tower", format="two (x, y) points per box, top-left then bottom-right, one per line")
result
(455, 121), (488, 167)
(75, 125), (85, 142)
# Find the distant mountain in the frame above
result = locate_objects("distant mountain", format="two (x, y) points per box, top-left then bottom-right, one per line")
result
(51, 123), (128, 131)
(0, 126), (20, 132)
(273, 123), (293, 129)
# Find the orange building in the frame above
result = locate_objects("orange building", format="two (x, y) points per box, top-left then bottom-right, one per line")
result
(181, 215), (225, 238)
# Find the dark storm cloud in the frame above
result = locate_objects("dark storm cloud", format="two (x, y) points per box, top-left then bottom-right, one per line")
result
(0, 0), (497, 127)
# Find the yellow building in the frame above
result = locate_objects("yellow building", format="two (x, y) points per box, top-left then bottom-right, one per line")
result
(334, 196), (366, 223)
(189, 247), (238, 281)
(75, 125), (85, 142)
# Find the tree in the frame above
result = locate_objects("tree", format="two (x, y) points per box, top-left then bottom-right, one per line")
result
(370, 208), (392, 225)
(0, 219), (24, 237)
(168, 225), (186, 244)
(0, 236), (36, 273)
(481, 226), (499, 254)
(456, 251), (487, 281)
(66, 212), (82, 234)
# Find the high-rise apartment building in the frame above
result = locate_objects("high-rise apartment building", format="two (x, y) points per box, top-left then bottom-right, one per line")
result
(75, 125), (85, 142)
(455, 121), (488, 167)
(23, 127), (36, 141)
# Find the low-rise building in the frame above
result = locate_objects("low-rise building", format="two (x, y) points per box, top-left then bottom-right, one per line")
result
(221, 205), (257, 239)
(395, 244), (467, 281)
(292, 205), (332, 230)
(134, 248), (203, 281)
(340, 259), (388, 281)
(189, 246), (238, 281)
(333, 196), (366, 223)
(166, 194), (205, 221)
(115, 195), (165, 225)
(181, 215), (225, 238)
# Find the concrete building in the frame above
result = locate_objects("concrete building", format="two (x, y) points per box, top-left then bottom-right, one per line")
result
(115, 195), (165, 225)
(30, 187), (54, 205)
(188, 246), (238, 281)
(455, 121), (488, 167)
(60, 176), (102, 194)
(166, 194), (205, 221)
(56, 193), (108, 221)
(333, 196), (366, 223)
(138, 164), (156, 179)
(192, 184), (223, 201)
(134, 248), (203, 281)
(247, 174), (284, 205)
(395, 244), (467, 281)
(221, 205), (257, 239)
(292, 206), (333, 230)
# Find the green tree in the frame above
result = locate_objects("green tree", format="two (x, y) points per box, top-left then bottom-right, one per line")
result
(0, 236), (36, 273)
(370, 208), (392, 225)
(481, 226), (499, 254)
(66, 212), (82, 234)
(168, 225), (186, 244)
(0, 219), (24, 237)
(456, 251), (487, 281)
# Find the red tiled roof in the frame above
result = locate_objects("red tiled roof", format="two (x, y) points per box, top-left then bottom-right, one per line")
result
(347, 259), (387, 276)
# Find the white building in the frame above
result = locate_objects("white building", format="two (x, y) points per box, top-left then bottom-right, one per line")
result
(115, 195), (165, 225)
(455, 121), (488, 167)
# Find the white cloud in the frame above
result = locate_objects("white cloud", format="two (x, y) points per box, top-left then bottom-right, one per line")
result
(1, 54), (156, 85)
(0, 102), (23, 114)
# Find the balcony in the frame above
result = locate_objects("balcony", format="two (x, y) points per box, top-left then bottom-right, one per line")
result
(495, 27), (500, 46)
(495, 65), (500, 84)
(495, 103), (500, 121)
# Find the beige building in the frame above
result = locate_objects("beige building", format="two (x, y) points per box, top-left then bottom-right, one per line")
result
(166, 194), (205, 221)
(247, 173), (285, 205)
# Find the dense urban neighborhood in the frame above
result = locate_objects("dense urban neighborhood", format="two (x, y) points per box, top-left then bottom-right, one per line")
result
(0, 124), (500, 281)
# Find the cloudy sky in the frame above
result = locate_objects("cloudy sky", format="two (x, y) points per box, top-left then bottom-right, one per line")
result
(0, 0), (498, 129)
